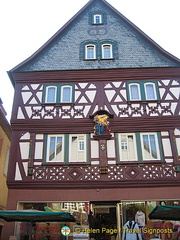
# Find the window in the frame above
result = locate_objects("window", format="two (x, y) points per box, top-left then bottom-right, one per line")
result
(118, 132), (162, 162)
(69, 135), (86, 162)
(45, 86), (57, 103)
(140, 133), (160, 160)
(85, 44), (96, 59)
(144, 82), (157, 100)
(46, 135), (64, 162)
(43, 84), (74, 104)
(127, 81), (159, 101)
(102, 44), (113, 59)
(93, 14), (102, 24)
(129, 83), (141, 101)
(119, 134), (137, 161)
(61, 85), (72, 103)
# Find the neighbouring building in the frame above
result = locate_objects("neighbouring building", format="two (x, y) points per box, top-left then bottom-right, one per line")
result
(0, 98), (11, 239)
(3, 0), (180, 239)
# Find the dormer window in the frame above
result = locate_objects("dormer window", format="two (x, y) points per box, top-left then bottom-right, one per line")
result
(85, 44), (96, 59)
(94, 14), (102, 24)
(102, 44), (113, 59)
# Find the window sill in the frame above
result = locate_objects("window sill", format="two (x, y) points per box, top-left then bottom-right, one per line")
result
(42, 103), (75, 107)
(42, 162), (90, 167)
(83, 59), (98, 61)
(117, 160), (165, 166)
(92, 23), (104, 25)
(127, 100), (161, 104)
(100, 58), (115, 60)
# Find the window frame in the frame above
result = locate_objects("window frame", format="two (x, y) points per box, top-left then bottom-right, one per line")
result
(61, 85), (73, 103)
(118, 133), (138, 161)
(46, 134), (64, 163)
(45, 85), (57, 104)
(85, 44), (96, 60)
(42, 84), (74, 105)
(93, 14), (102, 24)
(127, 80), (160, 102)
(69, 134), (87, 163)
(144, 82), (157, 100)
(140, 132), (160, 161)
(129, 83), (141, 101)
(101, 43), (113, 59)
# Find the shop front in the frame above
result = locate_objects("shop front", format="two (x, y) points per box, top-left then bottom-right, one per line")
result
(11, 200), (180, 240)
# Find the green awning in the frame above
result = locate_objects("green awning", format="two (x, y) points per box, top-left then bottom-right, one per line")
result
(149, 205), (180, 220)
(0, 210), (76, 222)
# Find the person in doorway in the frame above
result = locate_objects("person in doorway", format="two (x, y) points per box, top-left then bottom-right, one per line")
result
(122, 219), (142, 240)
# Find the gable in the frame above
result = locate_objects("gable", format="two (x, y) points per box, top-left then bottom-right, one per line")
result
(11, 0), (180, 73)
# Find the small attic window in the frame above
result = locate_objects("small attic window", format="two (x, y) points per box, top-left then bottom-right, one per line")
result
(94, 14), (102, 24)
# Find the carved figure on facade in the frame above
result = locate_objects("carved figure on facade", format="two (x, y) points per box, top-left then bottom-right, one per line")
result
(94, 114), (110, 135)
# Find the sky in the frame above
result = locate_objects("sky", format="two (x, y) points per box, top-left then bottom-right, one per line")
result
(0, 0), (180, 121)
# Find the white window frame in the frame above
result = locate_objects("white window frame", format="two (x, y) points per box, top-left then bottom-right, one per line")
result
(85, 44), (96, 59)
(61, 85), (72, 103)
(45, 86), (57, 103)
(93, 14), (102, 24)
(129, 83), (141, 101)
(69, 134), (86, 162)
(118, 133), (137, 161)
(46, 135), (64, 162)
(144, 82), (157, 100)
(140, 132), (160, 160)
(102, 44), (113, 59)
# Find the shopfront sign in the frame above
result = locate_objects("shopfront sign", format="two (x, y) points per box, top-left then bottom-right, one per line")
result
(73, 225), (89, 240)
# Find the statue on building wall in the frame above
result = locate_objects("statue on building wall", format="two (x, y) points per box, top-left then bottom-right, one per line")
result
(94, 114), (110, 135)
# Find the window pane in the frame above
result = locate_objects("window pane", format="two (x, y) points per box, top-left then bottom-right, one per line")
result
(145, 84), (156, 100)
(130, 84), (140, 100)
(70, 135), (85, 162)
(94, 14), (101, 24)
(86, 45), (95, 59)
(47, 87), (56, 103)
(120, 134), (136, 161)
(48, 136), (63, 162)
(142, 134), (158, 160)
(62, 87), (71, 102)
(149, 135), (158, 159)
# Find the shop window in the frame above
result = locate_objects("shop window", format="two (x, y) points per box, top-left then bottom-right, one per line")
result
(127, 80), (159, 102)
(69, 134), (87, 162)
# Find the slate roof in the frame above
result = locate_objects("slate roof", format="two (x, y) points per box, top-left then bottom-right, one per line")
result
(9, 0), (180, 75)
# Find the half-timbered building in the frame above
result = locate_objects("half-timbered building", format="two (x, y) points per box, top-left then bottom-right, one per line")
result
(3, 0), (180, 239)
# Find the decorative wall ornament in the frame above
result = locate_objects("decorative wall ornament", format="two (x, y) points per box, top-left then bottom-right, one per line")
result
(94, 114), (111, 135)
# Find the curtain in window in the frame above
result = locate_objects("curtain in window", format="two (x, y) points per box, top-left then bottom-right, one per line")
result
(86, 45), (95, 59)
(102, 44), (111, 58)
(145, 84), (155, 100)
(130, 85), (140, 100)
(46, 87), (56, 103)
(62, 87), (71, 102)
